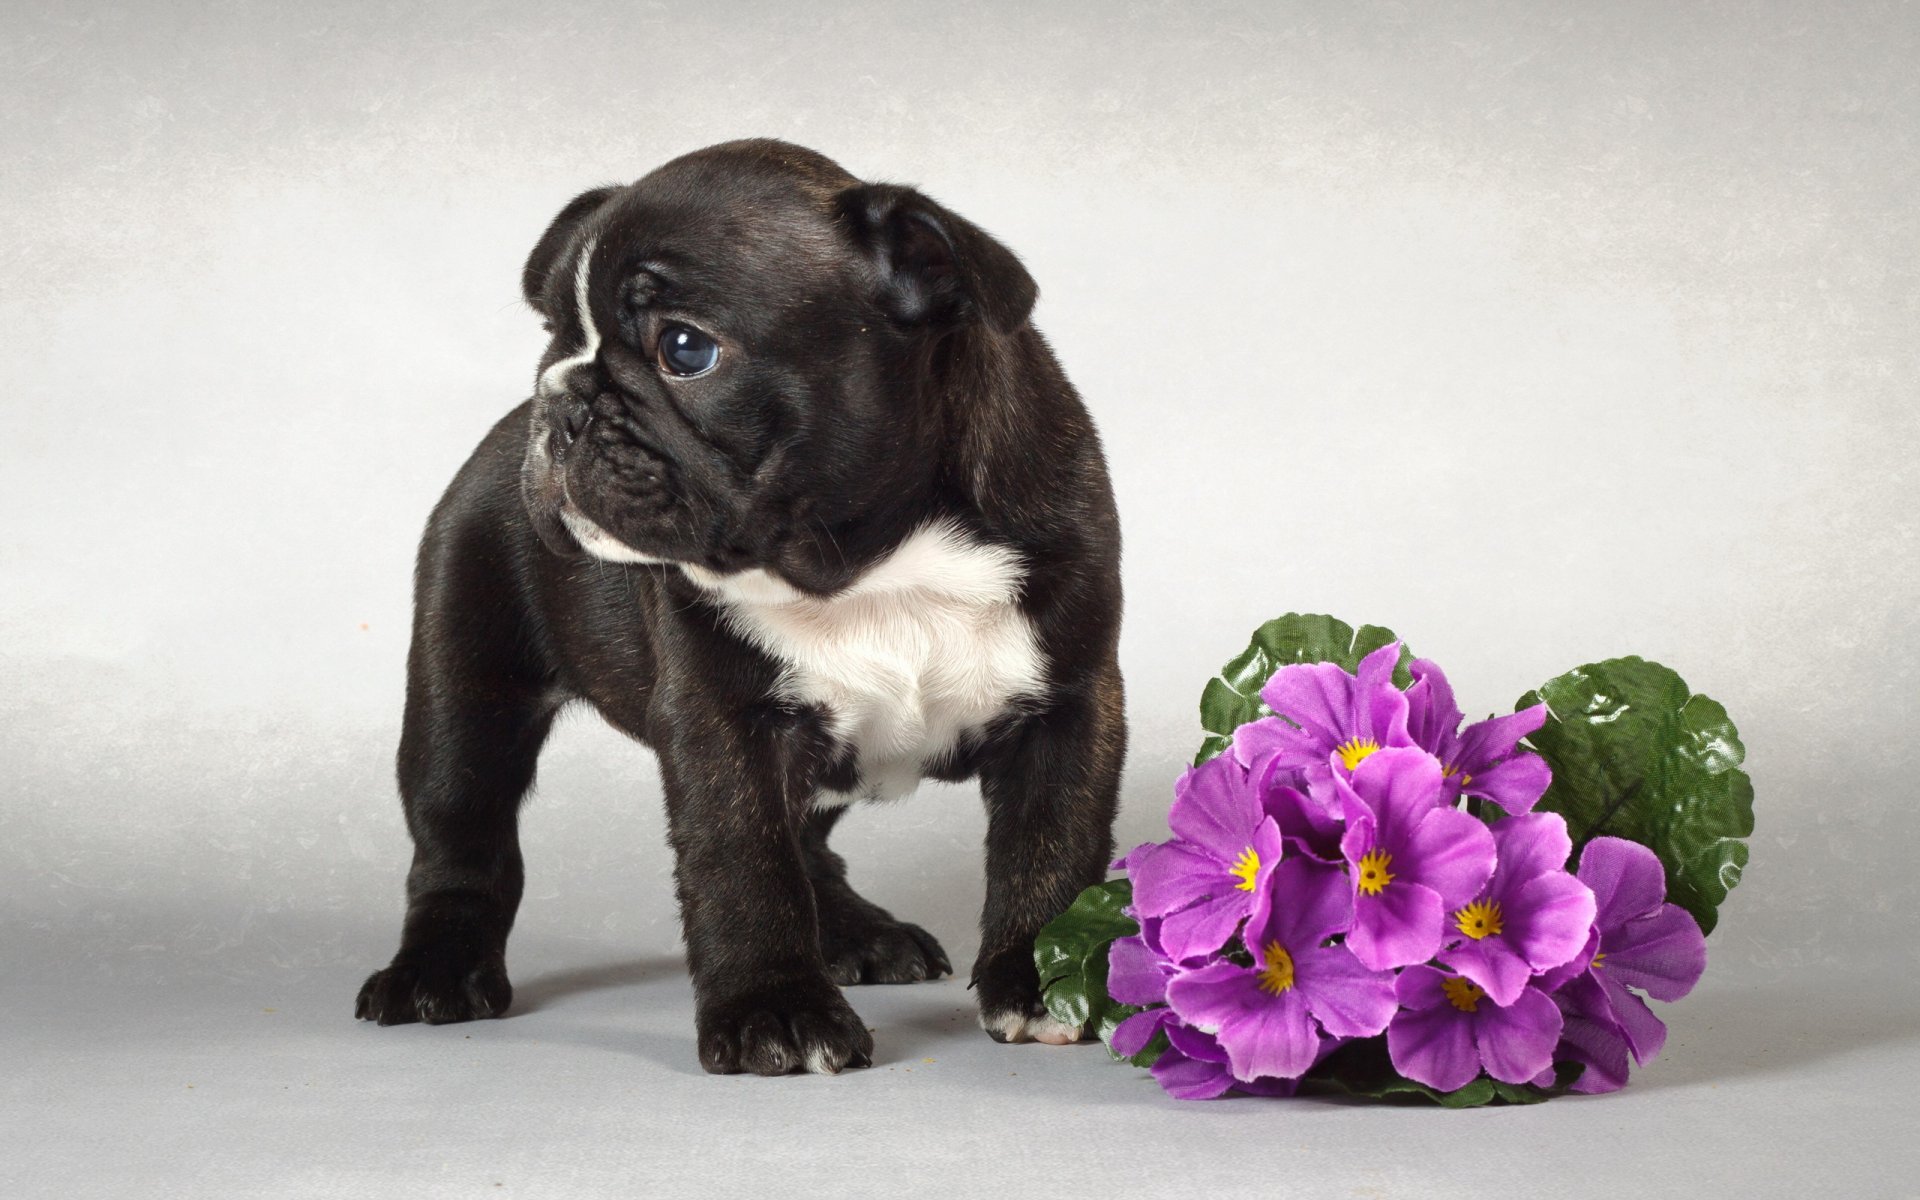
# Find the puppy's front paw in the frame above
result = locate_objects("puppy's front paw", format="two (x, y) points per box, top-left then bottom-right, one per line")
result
(820, 910), (952, 986)
(979, 1005), (1085, 1046)
(696, 978), (874, 1076)
(355, 951), (512, 1026)
(973, 948), (1086, 1045)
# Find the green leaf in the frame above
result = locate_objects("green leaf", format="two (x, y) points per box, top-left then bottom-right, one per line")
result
(1521, 657), (1754, 935)
(1195, 614), (1415, 765)
(1034, 879), (1137, 1036)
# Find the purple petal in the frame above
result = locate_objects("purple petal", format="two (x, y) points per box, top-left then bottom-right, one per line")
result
(1597, 969), (1670, 1064)
(1578, 837), (1671, 933)
(1257, 761), (1344, 862)
(1393, 962), (1449, 1008)
(1473, 986), (1564, 1085)
(1149, 1043), (1237, 1100)
(1167, 756), (1262, 860)
(1488, 813), (1575, 898)
(1217, 986), (1322, 1081)
(1166, 962), (1262, 1035)
(1295, 945), (1398, 1039)
(1163, 1020), (1228, 1063)
(1398, 805), (1498, 908)
(1537, 926), (1600, 994)
(1258, 661), (1359, 746)
(1106, 934), (1173, 1006)
(1158, 890), (1252, 963)
(1439, 933), (1536, 1007)
(1233, 1074), (1302, 1098)
(1230, 716), (1298, 772)
(1453, 704), (1548, 774)
(1505, 870), (1599, 974)
(1348, 879), (1445, 971)
(1362, 677), (1412, 752)
(1387, 972), (1482, 1093)
(1348, 748), (1448, 849)
(1129, 840), (1227, 918)
(1405, 658), (1464, 756)
(1464, 752), (1551, 817)
(1109, 1007), (1173, 1057)
(1602, 904), (1707, 1002)
(1111, 841), (1157, 873)
(1559, 1013), (1632, 1094)
(1253, 858), (1352, 951)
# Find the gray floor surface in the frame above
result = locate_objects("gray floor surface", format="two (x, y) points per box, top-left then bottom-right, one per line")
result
(6, 924), (1914, 1199)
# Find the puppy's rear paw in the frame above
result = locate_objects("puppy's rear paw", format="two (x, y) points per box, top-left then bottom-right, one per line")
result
(355, 953), (512, 1026)
(697, 979), (874, 1076)
(821, 914), (952, 986)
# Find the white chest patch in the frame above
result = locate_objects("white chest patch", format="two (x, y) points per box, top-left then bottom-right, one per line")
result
(683, 522), (1047, 803)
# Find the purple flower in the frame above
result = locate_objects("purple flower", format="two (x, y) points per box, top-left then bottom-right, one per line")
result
(1232, 641), (1414, 806)
(1387, 965), (1564, 1091)
(1106, 916), (1179, 1058)
(1125, 754), (1287, 961)
(1437, 812), (1596, 1005)
(1166, 858), (1397, 1080)
(1147, 1023), (1302, 1100)
(1405, 658), (1553, 817)
(1543, 837), (1707, 1092)
(1334, 747), (1497, 971)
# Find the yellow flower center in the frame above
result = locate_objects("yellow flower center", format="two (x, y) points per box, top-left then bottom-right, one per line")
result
(1592, 952), (1607, 969)
(1442, 762), (1475, 788)
(1356, 849), (1395, 897)
(1229, 846), (1261, 892)
(1453, 899), (1504, 941)
(1442, 976), (1486, 1013)
(1256, 940), (1296, 994)
(1336, 737), (1381, 771)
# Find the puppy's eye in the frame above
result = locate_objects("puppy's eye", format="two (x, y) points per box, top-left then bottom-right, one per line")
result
(657, 324), (720, 377)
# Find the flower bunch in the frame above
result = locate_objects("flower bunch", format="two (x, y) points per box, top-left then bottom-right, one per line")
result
(1108, 643), (1708, 1101)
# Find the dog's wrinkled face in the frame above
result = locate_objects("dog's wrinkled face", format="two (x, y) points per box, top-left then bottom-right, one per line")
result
(517, 140), (1037, 593)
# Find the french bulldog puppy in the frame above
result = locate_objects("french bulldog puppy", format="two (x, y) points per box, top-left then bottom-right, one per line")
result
(355, 139), (1125, 1075)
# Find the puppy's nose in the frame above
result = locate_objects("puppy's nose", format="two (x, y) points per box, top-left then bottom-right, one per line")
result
(554, 358), (612, 402)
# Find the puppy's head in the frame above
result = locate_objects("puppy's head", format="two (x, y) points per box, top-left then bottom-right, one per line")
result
(517, 139), (1037, 591)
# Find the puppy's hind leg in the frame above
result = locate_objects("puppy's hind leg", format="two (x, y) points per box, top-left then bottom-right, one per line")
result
(799, 806), (952, 986)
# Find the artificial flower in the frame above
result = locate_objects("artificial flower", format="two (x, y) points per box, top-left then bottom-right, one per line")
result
(1126, 753), (1287, 961)
(1166, 858), (1396, 1080)
(1543, 836), (1707, 1090)
(1438, 812), (1596, 1005)
(1334, 747), (1497, 971)
(1404, 658), (1553, 816)
(1231, 641), (1413, 805)
(1387, 965), (1564, 1091)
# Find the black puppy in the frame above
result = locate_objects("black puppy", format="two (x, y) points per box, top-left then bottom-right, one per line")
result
(355, 140), (1125, 1075)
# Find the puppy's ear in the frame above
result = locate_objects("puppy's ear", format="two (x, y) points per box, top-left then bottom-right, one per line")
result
(521, 186), (621, 319)
(837, 184), (1038, 334)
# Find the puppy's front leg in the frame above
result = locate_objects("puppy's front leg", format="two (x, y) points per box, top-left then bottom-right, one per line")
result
(973, 678), (1127, 1044)
(655, 704), (874, 1075)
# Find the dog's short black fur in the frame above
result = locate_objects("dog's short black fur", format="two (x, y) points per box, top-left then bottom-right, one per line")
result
(355, 140), (1125, 1074)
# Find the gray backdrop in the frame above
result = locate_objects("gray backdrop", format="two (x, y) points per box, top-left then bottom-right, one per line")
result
(4, 2), (1915, 1197)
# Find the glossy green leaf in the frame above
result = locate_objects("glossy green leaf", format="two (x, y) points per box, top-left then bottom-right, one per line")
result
(1521, 657), (1754, 935)
(1034, 879), (1137, 1035)
(1195, 614), (1415, 764)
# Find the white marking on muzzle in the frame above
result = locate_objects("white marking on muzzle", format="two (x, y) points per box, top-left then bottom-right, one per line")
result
(559, 505), (671, 565)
